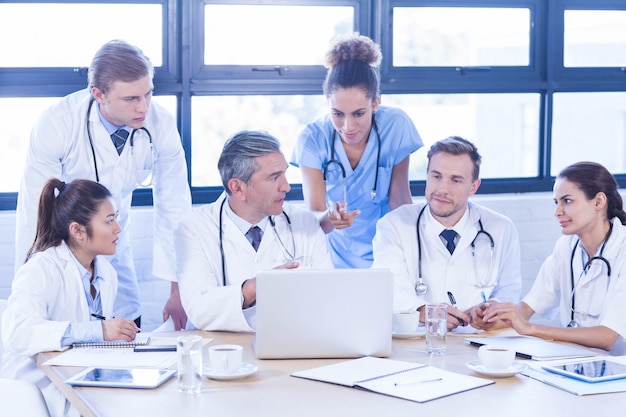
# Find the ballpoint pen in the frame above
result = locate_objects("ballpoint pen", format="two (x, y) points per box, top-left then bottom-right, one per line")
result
(394, 378), (443, 386)
(447, 291), (466, 326)
(91, 313), (141, 332)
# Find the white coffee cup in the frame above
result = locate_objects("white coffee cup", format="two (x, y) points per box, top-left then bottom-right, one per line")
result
(478, 345), (516, 370)
(392, 311), (420, 333)
(209, 344), (243, 374)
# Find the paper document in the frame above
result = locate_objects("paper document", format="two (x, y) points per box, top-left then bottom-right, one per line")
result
(465, 335), (595, 360)
(292, 356), (494, 403)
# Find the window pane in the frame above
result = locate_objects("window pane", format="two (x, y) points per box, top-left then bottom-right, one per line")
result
(552, 92), (626, 175)
(0, 98), (58, 192)
(564, 10), (626, 67)
(0, 3), (162, 67)
(0, 95), (175, 193)
(383, 94), (540, 180)
(204, 5), (353, 65)
(191, 95), (327, 187)
(393, 7), (530, 67)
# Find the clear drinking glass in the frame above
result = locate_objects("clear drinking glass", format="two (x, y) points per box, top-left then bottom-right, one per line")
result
(425, 304), (448, 355)
(177, 335), (203, 393)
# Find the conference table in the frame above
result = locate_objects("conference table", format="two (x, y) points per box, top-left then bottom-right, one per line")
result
(38, 330), (626, 417)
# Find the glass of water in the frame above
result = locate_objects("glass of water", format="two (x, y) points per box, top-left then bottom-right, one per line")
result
(425, 304), (448, 355)
(177, 335), (203, 393)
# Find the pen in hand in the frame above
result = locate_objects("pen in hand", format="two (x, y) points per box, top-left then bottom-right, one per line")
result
(91, 313), (141, 332)
(447, 291), (466, 326)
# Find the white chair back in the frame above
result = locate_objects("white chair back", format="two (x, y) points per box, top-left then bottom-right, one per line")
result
(0, 378), (52, 417)
(0, 299), (51, 417)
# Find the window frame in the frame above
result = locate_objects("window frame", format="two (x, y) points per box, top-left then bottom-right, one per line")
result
(2, 0), (626, 211)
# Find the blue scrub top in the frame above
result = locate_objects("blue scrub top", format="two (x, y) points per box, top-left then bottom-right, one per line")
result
(291, 106), (423, 268)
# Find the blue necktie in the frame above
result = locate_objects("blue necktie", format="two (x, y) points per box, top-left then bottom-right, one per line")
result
(440, 229), (458, 254)
(111, 128), (129, 155)
(246, 226), (262, 251)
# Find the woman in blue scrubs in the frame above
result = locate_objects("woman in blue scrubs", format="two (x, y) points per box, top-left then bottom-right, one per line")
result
(291, 34), (423, 268)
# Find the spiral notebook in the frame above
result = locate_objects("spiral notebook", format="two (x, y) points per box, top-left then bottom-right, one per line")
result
(292, 356), (494, 403)
(72, 334), (151, 348)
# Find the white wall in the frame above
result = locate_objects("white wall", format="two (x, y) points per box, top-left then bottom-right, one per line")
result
(0, 192), (564, 331)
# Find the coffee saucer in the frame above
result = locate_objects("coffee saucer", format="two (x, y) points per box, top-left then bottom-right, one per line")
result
(466, 360), (528, 378)
(392, 328), (426, 339)
(204, 363), (258, 381)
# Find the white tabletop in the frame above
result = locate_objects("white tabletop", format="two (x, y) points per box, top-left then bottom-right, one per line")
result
(38, 330), (626, 417)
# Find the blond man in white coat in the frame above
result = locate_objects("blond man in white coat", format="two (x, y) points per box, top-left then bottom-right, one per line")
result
(14, 40), (191, 330)
(176, 131), (333, 332)
(372, 136), (521, 331)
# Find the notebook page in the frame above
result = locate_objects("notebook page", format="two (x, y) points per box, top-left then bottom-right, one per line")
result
(356, 366), (494, 403)
(292, 357), (425, 386)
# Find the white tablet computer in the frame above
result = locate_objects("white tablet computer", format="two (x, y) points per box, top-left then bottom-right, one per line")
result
(542, 359), (626, 383)
(65, 367), (176, 389)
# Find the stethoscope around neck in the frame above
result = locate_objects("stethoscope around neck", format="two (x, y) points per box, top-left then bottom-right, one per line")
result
(86, 98), (155, 186)
(322, 117), (381, 200)
(567, 223), (613, 328)
(218, 198), (296, 287)
(414, 204), (495, 295)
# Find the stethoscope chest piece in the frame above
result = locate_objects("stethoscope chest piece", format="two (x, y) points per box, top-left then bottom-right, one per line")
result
(414, 277), (428, 295)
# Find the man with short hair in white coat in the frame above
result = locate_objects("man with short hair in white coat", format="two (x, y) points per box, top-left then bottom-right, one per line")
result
(14, 40), (192, 330)
(176, 130), (333, 332)
(372, 136), (521, 331)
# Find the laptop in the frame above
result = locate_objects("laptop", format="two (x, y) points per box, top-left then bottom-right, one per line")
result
(465, 335), (596, 361)
(254, 268), (393, 359)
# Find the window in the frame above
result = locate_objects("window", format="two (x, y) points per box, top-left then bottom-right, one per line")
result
(203, 5), (353, 66)
(191, 95), (327, 187)
(383, 93), (540, 180)
(1, 0), (626, 209)
(0, 3), (163, 68)
(563, 10), (626, 68)
(392, 7), (530, 67)
(552, 92), (626, 175)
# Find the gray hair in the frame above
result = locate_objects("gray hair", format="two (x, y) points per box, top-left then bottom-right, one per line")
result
(88, 40), (154, 93)
(427, 136), (482, 181)
(218, 130), (282, 194)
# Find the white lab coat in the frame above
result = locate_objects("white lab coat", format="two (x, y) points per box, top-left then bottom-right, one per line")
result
(372, 202), (522, 313)
(14, 88), (192, 319)
(175, 194), (334, 332)
(0, 242), (117, 417)
(524, 217), (626, 354)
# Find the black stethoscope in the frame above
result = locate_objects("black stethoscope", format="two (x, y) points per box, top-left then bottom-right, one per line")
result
(414, 204), (495, 295)
(322, 117), (381, 200)
(218, 198), (297, 287)
(86, 98), (155, 186)
(567, 223), (613, 328)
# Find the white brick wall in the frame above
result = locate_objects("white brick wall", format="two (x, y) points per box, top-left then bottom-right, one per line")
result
(0, 192), (567, 331)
